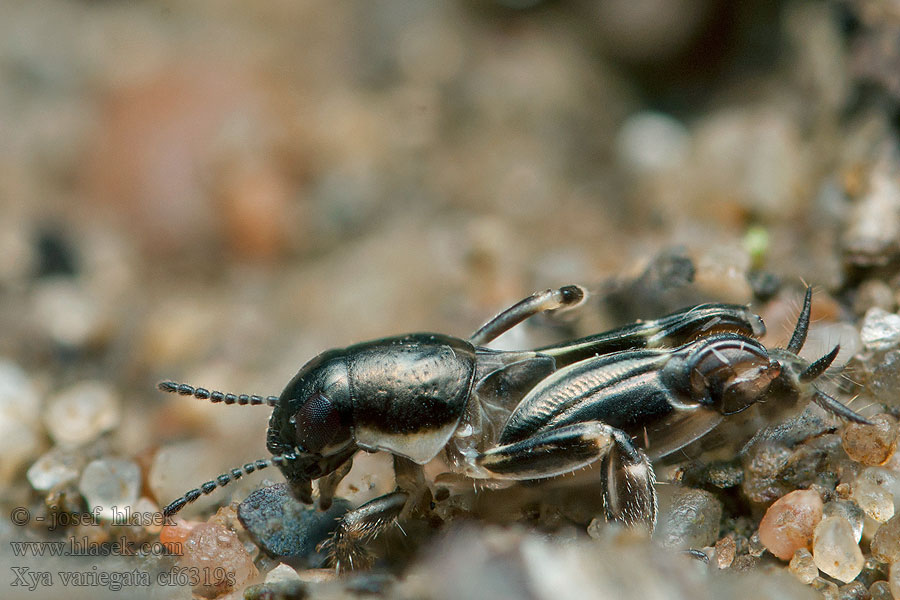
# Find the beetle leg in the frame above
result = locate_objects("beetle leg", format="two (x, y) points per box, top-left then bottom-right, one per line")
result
(468, 285), (586, 346)
(475, 422), (615, 478)
(537, 303), (766, 368)
(599, 430), (657, 529)
(287, 478), (314, 505)
(316, 457), (353, 511)
(473, 421), (657, 529)
(319, 490), (409, 572)
(392, 455), (432, 516)
(318, 457), (432, 571)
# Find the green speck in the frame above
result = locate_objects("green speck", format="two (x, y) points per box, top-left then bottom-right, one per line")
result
(743, 225), (769, 268)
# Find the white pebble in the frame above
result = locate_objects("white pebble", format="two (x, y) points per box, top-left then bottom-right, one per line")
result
(843, 150), (900, 267)
(788, 548), (818, 584)
(78, 458), (141, 521)
(27, 447), (84, 491)
(853, 467), (900, 523)
(616, 112), (690, 174)
(0, 361), (42, 484)
(0, 414), (41, 485)
(0, 360), (40, 425)
(860, 307), (900, 352)
(32, 277), (105, 347)
(822, 500), (864, 543)
(44, 381), (120, 447)
(149, 441), (229, 517)
(265, 563), (301, 584)
(134, 497), (163, 534)
(812, 516), (864, 583)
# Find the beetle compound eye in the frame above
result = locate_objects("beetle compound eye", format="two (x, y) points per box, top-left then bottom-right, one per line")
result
(294, 393), (341, 453)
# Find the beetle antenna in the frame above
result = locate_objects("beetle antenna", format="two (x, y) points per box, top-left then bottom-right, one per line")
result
(158, 381), (278, 407)
(162, 453), (296, 517)
(786, 287), (812, 354)
(800, 345), (840, 382)
(812, 389), (872, 425)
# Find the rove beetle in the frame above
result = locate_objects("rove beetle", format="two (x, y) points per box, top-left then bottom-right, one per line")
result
(159, 285), (869, 569)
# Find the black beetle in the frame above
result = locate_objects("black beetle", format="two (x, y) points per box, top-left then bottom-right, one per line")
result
(159, 285), (867, 568)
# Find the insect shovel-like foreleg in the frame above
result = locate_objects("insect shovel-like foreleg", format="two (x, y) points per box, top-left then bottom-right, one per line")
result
(472, 421), (657, 530)
(319, 456), (429, 571)
(319, 490), (409, 572)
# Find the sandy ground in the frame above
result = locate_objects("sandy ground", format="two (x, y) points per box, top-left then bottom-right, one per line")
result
(2, 1), (900, 598)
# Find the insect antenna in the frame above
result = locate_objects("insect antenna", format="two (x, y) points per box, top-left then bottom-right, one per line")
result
(162, 453), (296, 517)
(786, 286), (812, 354)
(158, 381), (278, 407)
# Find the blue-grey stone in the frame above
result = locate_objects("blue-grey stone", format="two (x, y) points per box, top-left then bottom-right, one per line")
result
(238, 484), (351, 566)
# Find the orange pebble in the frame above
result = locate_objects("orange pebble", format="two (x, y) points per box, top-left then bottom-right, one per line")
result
(842, 414), (898, 466)
(758, 489), (824, 560)
(159, 517), (197, 554)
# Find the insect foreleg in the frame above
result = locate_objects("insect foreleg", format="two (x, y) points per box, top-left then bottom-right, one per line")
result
(319, 490), (409, 572)
(316, 457), (353, 511)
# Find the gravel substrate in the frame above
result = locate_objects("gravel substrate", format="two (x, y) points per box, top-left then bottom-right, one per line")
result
(2, 2), (900, 599)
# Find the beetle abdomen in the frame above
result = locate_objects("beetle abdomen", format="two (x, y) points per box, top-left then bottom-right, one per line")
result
(347, 334), (476, 464)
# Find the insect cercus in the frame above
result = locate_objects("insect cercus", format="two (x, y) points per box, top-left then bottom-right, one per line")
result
(159, 284), (868, 568)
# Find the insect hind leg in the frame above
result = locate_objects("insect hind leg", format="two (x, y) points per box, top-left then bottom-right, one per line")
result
(473, 422), (657, 530)
(600, 431), (657, 530)
(468, 285), (586, 346)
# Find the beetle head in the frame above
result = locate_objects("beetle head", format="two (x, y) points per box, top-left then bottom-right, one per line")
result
(158, 349), (359, 517)
(267, 349), (357, 501)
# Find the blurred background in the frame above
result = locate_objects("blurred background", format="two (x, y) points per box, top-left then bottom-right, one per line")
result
(1, 0), (900, 596)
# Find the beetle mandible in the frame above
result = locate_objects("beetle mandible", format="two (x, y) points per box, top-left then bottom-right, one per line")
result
(159, 285), (868, 568)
